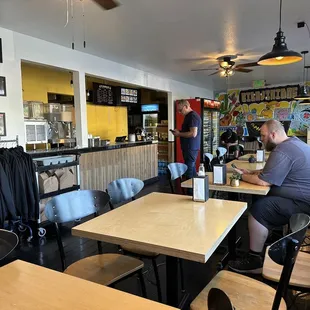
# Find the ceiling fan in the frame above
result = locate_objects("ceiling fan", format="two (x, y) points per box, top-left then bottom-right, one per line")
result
(92, 0), (120, 10)
(191, 55), (259, 77)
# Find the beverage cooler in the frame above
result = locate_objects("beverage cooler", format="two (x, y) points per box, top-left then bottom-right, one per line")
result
(141, 104), (159, 140)
(203, 108), (220, 155)
(175, 98), (220, 171)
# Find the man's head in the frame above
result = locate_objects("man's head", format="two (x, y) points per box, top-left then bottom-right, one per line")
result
(226, 129), (233, 139)
(177, 100), (192, 116)
(260, 120), (288, 151)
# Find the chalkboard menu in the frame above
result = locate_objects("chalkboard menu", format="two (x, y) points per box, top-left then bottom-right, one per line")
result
(93, 83), (114, 105)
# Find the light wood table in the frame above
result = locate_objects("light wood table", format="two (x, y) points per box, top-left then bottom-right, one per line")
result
(73, 192), (247, 307)
(238, 152), (270, 161)
(181, 172), (270, 195)
(0, 260), (176, 310)
(227, 159), (265, 172)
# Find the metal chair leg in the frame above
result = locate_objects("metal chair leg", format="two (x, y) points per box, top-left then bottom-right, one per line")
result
(179, 258), (185, 293)
(138, 269), (147, 298)
(97, 241), (103, 254)
(152, 258), (163, 302)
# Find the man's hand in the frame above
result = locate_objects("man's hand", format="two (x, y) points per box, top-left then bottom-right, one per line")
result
(170, 129), (180, 137)
(238, 168), (251, 174)
(233, 168), (244, 175)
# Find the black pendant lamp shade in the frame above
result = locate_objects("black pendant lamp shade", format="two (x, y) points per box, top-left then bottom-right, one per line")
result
(258, 0), (302, 66)
(294, 85), (310, 100)
(299, 98), (310, 105)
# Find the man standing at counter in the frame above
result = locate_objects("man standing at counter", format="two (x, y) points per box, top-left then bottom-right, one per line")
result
(171, 100), (201, 179)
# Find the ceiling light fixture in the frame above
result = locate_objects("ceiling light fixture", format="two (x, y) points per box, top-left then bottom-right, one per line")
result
(299, 98), (310, 105)
(295, 53), (310, 100)
(258, 0), (302, 66)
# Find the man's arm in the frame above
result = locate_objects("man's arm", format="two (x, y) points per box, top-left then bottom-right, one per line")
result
(241, 173), (271, 186)
(172, 127), (197, 138)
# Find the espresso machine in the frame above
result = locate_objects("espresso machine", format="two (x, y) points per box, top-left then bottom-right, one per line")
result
(45, 104), (76, 148)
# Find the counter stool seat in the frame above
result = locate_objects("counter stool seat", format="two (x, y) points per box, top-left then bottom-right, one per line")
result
(190, 270), (286, 310)
(65, 253), (144, 286)
(263, 246), (310, 289)
(121, 245), (159, 257)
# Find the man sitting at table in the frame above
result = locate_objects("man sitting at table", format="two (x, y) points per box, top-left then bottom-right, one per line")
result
(228, 119), (310, 274)
(220, 128), (240, 158)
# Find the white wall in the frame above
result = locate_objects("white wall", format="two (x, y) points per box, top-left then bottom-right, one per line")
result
(0, 26), (213, 146)
(0, 28), (24, 145)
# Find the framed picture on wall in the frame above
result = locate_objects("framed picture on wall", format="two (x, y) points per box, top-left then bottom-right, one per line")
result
(0, 77), (6, 96)
(0, 113), (6, 136)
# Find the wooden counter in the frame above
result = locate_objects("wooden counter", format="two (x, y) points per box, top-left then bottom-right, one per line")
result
(80, 143), (158, 191)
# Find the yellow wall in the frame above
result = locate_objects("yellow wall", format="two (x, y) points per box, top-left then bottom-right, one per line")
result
(87, 104), (127, 139)
(21, 63), (74, 102)
(21, 63), (128, 142)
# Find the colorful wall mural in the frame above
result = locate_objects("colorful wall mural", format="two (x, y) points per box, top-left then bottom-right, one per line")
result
(215, 83), (310, 137)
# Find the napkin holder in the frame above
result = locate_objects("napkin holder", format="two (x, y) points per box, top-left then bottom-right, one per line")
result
(213, 164), (227, 185)
(256, 149), (265, 162)
(193, 175), (209, 202)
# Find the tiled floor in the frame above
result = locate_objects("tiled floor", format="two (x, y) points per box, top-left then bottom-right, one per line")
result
(2, 176), (309, 309)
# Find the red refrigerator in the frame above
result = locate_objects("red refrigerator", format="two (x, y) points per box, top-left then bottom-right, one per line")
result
(175, 98), (220, 171)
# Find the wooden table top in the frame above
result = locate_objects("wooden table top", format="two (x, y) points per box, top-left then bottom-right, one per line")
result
(181, 172), (270, 195)
(227, 159), (265, 172)
(73, 193), (247, 263)
(238, 153), (270, 161)
(0, 260), (176, 310)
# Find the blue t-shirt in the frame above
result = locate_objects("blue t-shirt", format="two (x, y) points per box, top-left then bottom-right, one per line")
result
(259, 136), (310, 204)
(180, 111), (201, 151)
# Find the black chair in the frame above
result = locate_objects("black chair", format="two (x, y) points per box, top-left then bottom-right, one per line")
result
(107, 178), (163, 302)
(263, 214), (310, 306)
(0, 229), (19, 261)
(167, 163), (188, 194)
(45, 190), (146, 297)
(216, 147), (227, 164)
(204, 153), (214, 172)
(191, 213), (310, 310)
(208, 288), (234, 310)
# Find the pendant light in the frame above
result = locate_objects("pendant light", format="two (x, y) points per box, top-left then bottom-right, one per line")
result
(295, 54), (310, 100)
(258, 0), (302, 66)
(298, 65), (310, 104)
(299, 98), (310, 105)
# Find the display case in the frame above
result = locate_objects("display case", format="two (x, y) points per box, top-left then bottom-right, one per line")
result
(142, 104), (159, 140)
(203, 109), (220, 155)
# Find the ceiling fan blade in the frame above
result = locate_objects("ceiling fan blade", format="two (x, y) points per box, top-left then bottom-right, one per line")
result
(235, 62), (259, 69)
(209, 71), (220, 76)
(235, 68), (253, 73)
(191, 68), (219, 72)
(92, 0), (119, 10)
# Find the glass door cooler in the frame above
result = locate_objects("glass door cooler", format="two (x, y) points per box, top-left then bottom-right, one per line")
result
(203, 107), (220, 155)
(142, 104), (159, 140)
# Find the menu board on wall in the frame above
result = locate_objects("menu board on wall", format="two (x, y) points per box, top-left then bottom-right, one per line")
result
(120, 87), (138, 104)
(93, 83), (114, 105)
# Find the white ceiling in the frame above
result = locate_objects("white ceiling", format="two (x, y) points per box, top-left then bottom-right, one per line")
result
(1, 0), (310, 91)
